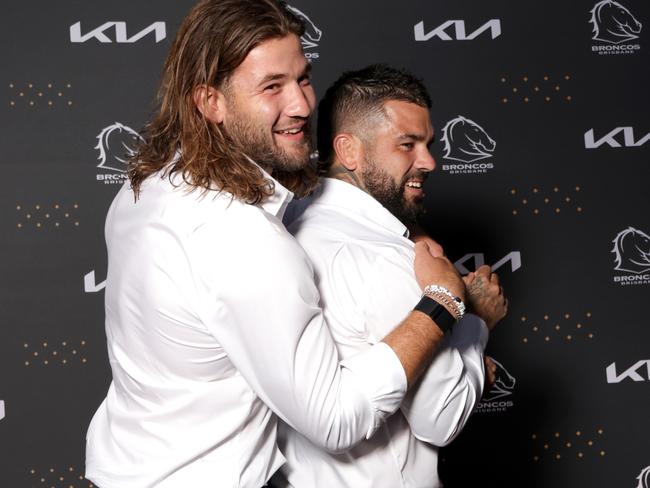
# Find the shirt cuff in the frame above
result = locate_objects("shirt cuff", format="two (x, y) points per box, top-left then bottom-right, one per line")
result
(340, 342), (407, 438)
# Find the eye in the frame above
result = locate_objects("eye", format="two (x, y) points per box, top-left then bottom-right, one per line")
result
(400, 142), (414, 151)
(263, 83), (281, 93)
(298, 74), (312, 86)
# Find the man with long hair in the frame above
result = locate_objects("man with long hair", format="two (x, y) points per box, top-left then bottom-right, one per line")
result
(277, 65), (507, 487)
(85, 2), (467, 487)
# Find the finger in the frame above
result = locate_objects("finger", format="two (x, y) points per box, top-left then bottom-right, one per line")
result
(430, 244), (444, 258)
(414, 242), (437, 288)
(414, 241), (429, 253)
(462, 272), (476, 286)
(437, 255), (458, 270)
(490, 272), (500, 285)
(488, 282), (500, 296)
(487, 364), (496, 385)
(411, 233), (443, 256)
(476, 265), (491, 277)
(499, 285), (504, 296)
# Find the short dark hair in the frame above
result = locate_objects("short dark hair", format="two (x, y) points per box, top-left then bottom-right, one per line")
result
(317, 64), (432, 169)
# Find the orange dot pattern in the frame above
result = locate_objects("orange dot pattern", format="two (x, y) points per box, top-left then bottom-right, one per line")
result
(520, 312), (594, 344)
(500, 74), (572, 104)
(8, 82), (73, 108)
(23, 339), (89, 367)
(509, 186), (583, 216)
(28, 466), (94, 487)
(15, 202), (81, 230)
(531, 428), (605, 462)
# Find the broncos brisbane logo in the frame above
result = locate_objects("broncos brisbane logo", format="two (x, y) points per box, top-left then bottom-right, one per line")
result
(483, 358), (516, 402)
(287, 5), (322, 49)
(637, 466), (650, 488)
(612, 227), (650, 274)
(441, 115), (496, 163)
(590, 0), (642, 44)
(95, 122), (144, 173)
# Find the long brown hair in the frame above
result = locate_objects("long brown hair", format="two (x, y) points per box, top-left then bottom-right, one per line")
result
(129, 0), (317, 203)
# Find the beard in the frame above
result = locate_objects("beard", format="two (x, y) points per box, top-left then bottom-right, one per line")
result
(361, 157), (427, 225)
(223, 102), (313, 173)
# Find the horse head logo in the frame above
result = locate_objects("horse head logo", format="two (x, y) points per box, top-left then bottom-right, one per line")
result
(637, 465), (650, 488)
(95, 122), (144, 173)
(590, 0), (642, 44)
(441, 116), (496, 163)
(484, 358), (516, 401)
(287, 5), (322, 49)
(612, 227), (650, 274)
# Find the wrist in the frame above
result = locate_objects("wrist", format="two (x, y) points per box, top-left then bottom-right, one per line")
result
(422, 284), (466, 321)
(413, 296), (456, 334)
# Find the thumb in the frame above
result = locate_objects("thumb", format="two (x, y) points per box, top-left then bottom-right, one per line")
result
(462, 272), (476, 285)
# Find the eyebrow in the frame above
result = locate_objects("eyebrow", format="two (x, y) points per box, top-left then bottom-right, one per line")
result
(257, 62), (312, 87)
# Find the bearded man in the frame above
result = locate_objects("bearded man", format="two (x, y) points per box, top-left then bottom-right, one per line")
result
(277, 64), (507, 488)
(85, 2), (470, 488)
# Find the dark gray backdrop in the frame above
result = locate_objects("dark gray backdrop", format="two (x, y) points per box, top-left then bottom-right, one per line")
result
(1, 1), (649, 487)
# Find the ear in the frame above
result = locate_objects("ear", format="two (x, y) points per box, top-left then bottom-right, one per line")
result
(192, 85), (227, 124)
(332, 133), (364, 171)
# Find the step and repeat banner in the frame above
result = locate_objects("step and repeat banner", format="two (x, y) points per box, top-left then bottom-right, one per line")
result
(1, 1), (648, 487)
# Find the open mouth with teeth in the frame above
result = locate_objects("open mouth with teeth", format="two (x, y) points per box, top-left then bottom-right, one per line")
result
(405, 181), (423, 189)
(274, 126), (305, 140)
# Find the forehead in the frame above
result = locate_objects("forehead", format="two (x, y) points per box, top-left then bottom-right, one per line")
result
(230, 34), (308, 88)
(380, 100), (432, 138)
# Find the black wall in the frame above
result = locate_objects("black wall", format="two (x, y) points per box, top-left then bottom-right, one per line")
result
(1, 1), (648, 486)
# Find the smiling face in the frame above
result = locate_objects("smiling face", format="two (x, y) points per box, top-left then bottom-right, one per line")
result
(221, 34), (316, 172)
(359, 100), (435, 224)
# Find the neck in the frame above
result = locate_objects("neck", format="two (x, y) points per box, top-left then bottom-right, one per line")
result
(327, 161), (365, 191)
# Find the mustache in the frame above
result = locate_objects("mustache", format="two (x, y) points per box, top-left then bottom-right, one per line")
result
(273, 117), (311, 132)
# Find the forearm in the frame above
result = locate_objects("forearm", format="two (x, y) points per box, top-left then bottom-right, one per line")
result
(382, 310), (445, 387)
(201, 230), (407, 453)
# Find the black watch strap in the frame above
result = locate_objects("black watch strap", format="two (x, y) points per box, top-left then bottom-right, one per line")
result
(414, 295), (456, 334)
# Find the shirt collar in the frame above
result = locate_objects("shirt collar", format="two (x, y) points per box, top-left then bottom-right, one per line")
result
(254, 162), (294, 219)
(167, 150), (294, 219)
(310, 178), (410, 238)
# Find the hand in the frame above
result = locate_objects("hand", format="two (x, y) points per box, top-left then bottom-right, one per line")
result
(462, 265), (507, 330)
(483, 356), (497, 397)
(414, 242), (465, 301)
(409, 226), (444, 258)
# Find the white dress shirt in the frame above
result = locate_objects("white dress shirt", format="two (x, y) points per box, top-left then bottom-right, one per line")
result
(85, 168), (407, 488)
(277, 178), (488, 488)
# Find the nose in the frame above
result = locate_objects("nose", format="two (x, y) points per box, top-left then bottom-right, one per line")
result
(415, 148), (436, 172)
(285, 82), (315, 119)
